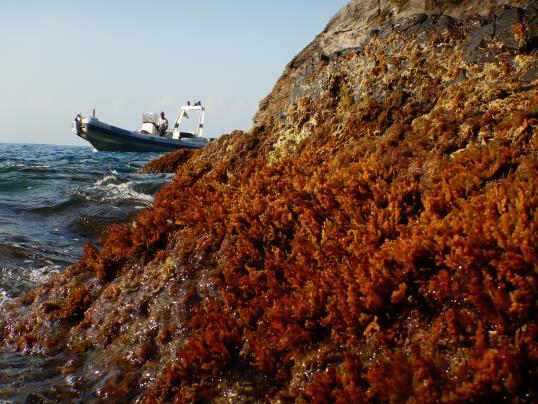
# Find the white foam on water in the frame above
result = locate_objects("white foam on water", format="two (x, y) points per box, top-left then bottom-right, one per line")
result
(0, 289), (12, 306)
(26, 265), (61, 284)
(0, 265), (62, 312)
(78, 174), (154, 205)
(6, 264), (62, 286)
(102, 181), (154, 204)
(64, 374), (79, 387)
(94, 174), (117, 187)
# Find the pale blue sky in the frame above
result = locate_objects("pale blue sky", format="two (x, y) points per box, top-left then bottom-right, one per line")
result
(0, 1), (348, 145)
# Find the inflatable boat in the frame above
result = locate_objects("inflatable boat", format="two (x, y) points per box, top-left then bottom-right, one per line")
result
(72, 104), (209, 152)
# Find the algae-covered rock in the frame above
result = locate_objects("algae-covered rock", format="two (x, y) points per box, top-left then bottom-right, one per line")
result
(1, 0), (537, 401)
(137, 148), (196, 174)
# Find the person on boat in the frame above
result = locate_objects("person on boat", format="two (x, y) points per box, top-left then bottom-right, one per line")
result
(158, 112), (168, 136)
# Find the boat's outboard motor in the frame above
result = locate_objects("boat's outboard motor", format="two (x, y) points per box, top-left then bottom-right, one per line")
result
(72, 114), (82, 136)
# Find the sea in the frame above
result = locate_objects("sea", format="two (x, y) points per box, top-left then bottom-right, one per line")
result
(0, 143), (171, 402)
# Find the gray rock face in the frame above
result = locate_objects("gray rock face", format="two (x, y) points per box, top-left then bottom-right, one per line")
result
(319, 0), (535, 55)
(253, 0), (537, 127)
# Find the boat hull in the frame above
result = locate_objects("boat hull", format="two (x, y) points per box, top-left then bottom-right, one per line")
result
(77, 118), (208, 152)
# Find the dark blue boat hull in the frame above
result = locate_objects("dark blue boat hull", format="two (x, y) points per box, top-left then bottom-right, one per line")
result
(79, 119), (208, 152)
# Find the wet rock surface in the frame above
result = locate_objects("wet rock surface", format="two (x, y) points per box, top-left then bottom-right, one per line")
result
(1, 0), (537, 401)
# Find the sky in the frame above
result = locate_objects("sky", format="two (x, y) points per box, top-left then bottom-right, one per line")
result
(0, 1), (348, 146)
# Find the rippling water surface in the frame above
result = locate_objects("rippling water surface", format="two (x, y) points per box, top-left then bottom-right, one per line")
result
(0, 143), (170, 401)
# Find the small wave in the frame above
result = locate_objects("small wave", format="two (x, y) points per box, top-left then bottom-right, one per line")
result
(0, 238), (74, 270)
(0, 264), (62, 300)
(79, 158), (98, 165)
(25, 264), (62, 284)
(75, 174), (155, 205)
(0, 179), (34, 192)
(29, 164), (51, 169)
(69, 213), (135, 238)
(19, 195), (86, 214)
(18, 165), (56, 174)
(94, 174), (117, 187)
(0, 164), (25, 173)
(103, 181), (154, 203)
(0, 242), (31, 260)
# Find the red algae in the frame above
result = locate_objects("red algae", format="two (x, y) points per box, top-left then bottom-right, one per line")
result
(1, 2), (537, 402)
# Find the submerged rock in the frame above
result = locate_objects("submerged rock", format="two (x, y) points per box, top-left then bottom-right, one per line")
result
(1, 0), (537, 401)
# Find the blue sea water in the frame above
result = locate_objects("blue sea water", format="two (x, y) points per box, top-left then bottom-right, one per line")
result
(0, 143), (170, 401)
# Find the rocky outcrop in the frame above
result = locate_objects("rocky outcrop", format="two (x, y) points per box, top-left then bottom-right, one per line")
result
(137, 148), (197, 174)
(1, 1), (537, 402)
(254, 0), (537, 127)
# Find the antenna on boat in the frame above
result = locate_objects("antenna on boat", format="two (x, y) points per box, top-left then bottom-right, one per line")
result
(93, 109), (96, 118)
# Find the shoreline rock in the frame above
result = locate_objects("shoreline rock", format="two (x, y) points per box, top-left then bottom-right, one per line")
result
(1, 1), (537, 401)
